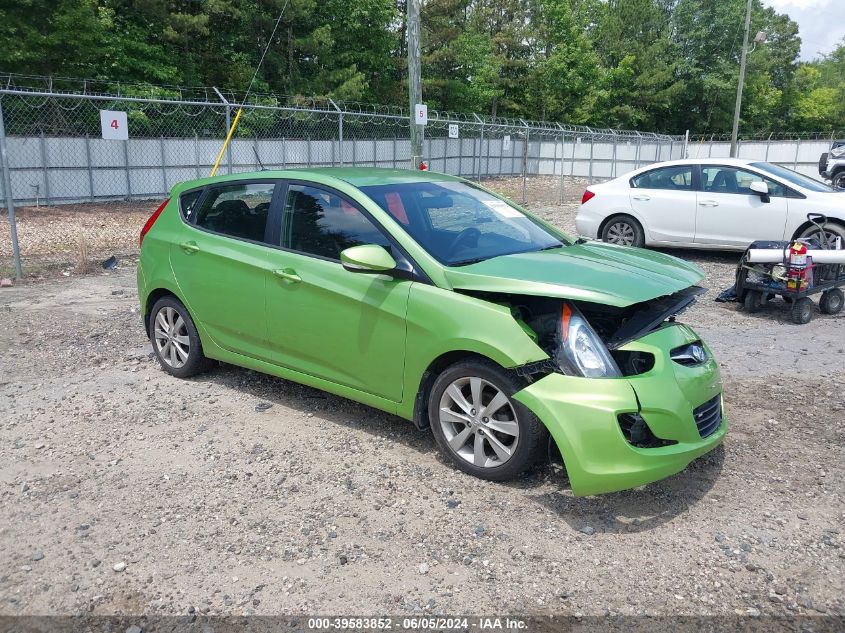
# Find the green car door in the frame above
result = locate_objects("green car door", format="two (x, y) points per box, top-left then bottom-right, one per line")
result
(264, 182), (411, 402)
(169, 180), (280, 362)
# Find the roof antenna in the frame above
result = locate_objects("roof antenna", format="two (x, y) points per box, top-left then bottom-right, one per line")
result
(253, 146), (267, 171)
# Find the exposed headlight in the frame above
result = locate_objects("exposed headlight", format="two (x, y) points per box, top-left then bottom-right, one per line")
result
(555, 303), (621, 378)
(831, 146), (845, 158)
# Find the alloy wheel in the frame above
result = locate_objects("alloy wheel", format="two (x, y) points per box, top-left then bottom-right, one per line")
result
(153, 306), (190, 369)
(833, 173), (845, 191)
(606, 221), (636, 246)
(438, 376), (520, 468)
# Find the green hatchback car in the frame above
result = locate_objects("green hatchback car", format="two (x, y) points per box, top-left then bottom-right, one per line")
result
(137, 168), (726, 496)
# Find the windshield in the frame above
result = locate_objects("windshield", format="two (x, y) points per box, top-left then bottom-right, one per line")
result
(360, 181), (566, 266)
(750, 162), (834, 192)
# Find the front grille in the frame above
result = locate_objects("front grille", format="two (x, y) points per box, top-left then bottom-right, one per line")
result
(693, 395), (722, 438)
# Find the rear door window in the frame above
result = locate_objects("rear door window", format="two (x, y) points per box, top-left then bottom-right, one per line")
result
(193, 182), (276, 243)
(631, 166), (693, 190)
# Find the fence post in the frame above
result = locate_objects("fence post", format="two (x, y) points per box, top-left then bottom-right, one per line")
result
(329, 99), (343, 167)
(520, 119), (529, 204)
(557, 123), (565, 204)
(122, 139), (132, 201)
(213, 88), (234, 175)
(588, 134), (594, 185)
(84, 133), (95, 202)
(194, 132), (201, 178)
(39, 130), (51, 205)
(684, 130), (689, 159)
(793, 138), (801, 171)
(612, 134), (618, 178)
(474, 114), (485, 181)
(159, 136), (168, 196)
(0, 98), (23, 279)
(764, 132), (772, 161)
(635, 134), (642, 170)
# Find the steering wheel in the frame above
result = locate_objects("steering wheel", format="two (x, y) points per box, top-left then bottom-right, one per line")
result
(447, 227), (481, 256)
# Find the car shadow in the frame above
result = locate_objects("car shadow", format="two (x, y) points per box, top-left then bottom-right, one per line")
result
(188, 362), (724, 532)
(523, 444), (725, 534)
(191, 362), (437, 456)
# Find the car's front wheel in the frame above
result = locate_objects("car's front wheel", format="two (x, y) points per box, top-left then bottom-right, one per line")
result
(149, 296), (212, 378)
(428, 359), (547, 481)
(601, 215), (645, 247)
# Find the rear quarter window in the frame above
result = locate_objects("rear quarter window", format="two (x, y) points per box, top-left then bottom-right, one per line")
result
(180, 189), (204, 222)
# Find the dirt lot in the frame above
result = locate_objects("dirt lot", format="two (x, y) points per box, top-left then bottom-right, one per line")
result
(1, 180), (844, 620)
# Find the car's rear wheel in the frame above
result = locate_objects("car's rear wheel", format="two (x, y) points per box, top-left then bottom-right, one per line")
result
(428, 360), (547, 481)
(150, 296), (212, 378)
(601, 215), (645, 248)
(832, 171), (845, 191)
(797, 220), (845, 249)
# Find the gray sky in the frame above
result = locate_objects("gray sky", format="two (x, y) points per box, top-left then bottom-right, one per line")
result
(762, 0), (845, 61)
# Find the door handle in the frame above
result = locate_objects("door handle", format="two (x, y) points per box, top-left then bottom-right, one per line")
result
(179, 241), (200, 254)
(699, 200), (719, 207)
(632, 194), (651, 201)
(272, 268), (302, 283)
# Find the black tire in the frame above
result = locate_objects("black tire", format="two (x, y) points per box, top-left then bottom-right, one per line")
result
(833, 171), (845, 192)
(789, 297), (814, 325)
(797, 219), (845, 249)
(428, 359), (548, 481)
(818, 153), (829, 176)
(601, 215), (645, 248)
(743, 290), (763, 313)
(149, 296), (213, 378)
(820, 288), (844, 315)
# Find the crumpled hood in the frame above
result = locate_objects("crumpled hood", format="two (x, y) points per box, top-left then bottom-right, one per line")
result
(444, 242), (705, 307)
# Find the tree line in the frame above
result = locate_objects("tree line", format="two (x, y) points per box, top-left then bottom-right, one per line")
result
(1, 0), (842, 134)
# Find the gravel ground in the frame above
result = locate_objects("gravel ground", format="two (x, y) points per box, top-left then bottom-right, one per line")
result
(1, 184), (844, 620)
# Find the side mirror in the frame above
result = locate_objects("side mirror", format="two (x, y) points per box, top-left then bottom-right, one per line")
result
(340, 244), (397, 274)
(750, 180), (770, 203)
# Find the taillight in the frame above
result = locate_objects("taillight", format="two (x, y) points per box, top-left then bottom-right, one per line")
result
(581, 189), (595, 204)
(140, 198), (169, 247)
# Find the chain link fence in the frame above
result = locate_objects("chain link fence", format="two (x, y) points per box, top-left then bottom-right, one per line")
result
(0, 75), (684, 278)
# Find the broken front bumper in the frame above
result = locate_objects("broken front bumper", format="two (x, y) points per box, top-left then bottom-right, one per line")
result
(513, 323), (726, 496)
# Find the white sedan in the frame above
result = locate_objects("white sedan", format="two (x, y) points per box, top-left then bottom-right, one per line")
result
(575, 158), (845, 250)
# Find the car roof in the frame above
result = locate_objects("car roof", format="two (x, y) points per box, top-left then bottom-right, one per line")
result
(634, 157), (759, 170)
(175, 167), (463, 191)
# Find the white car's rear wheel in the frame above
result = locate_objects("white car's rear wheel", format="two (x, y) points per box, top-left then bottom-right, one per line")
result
(601, 215), (644, 248)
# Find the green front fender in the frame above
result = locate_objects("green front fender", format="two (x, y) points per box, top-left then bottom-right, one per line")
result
(397, 283), (550, 420)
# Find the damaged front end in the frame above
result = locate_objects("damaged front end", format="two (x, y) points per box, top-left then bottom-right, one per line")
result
(461, 285), (725, 496)
(463, 285), (705, 382)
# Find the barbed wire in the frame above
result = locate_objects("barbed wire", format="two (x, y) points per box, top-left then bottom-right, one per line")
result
(690, 131), (844, 142)
(0, 72), (688, 140)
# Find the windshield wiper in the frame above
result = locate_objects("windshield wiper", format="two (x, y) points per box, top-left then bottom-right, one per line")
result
(449, 256), (492, 267)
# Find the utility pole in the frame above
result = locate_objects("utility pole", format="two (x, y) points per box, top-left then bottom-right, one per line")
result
(407, 0), (423, 169)
(730, 0), (753, 158)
